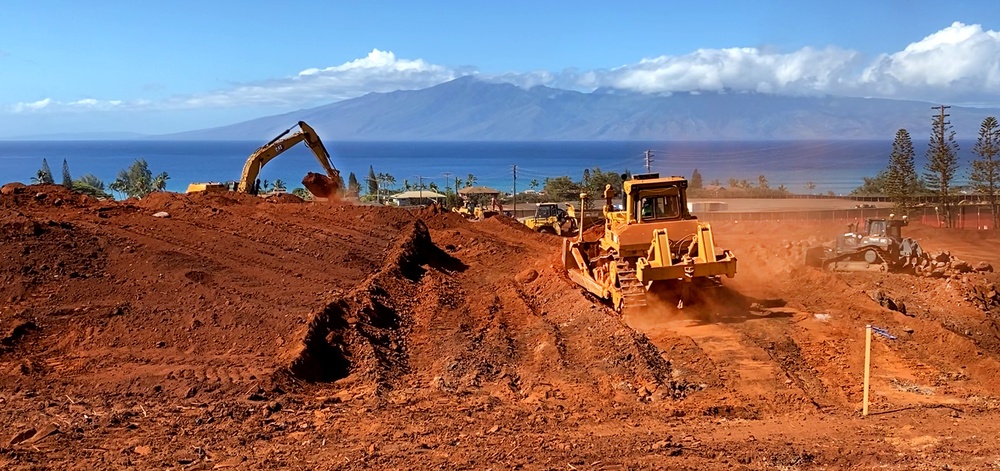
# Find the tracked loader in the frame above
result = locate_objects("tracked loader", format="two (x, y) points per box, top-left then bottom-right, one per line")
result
(805, 217), (927, 272)
(562, 174), (737, 313)
(519, 203), (578, 236)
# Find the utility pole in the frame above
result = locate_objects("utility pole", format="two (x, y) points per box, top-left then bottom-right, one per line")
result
(442, 172), (452, 194)
(644, 150), (653, 174)
(414, 175), (425, 203)
(512, 164), (518, 217)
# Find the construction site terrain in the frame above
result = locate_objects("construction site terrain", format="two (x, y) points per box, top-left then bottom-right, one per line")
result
(3, 183), (1000, 470)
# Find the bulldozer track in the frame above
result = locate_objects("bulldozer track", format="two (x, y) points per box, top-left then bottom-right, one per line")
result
(821, 246), (892, 272)
(616, 262), (647, 312)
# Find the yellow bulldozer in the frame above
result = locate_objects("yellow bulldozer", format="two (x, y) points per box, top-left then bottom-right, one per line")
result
(186, 121), (341, 199)
(562, 173), (737, 312)
(519, 203), (578, 236)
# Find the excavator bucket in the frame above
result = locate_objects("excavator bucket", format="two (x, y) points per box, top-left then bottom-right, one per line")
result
(302, 172), (341, 200)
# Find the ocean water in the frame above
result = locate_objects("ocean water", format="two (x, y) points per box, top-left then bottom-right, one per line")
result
(0, 140), (980, 196)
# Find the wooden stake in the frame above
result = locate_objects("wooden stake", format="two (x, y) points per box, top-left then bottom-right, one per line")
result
(863, 324), (872, 416)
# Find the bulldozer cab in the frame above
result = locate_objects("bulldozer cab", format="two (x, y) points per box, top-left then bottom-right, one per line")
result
(637, 188), (682, 222)
(535, 203), (565, 220)
(617, 174), (692, 226)
(866, 219), (887, 237)
(863, 218), (907, 242)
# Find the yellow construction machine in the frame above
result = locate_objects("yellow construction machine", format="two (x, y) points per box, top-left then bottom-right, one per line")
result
(562, 173), (737, 312)
(186, 121), (340, 198)
(519, 203), (578, 236)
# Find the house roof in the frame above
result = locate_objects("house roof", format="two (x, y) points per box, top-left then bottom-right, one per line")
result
(458, 186), (501, 195)
(391, 190), (447, 199)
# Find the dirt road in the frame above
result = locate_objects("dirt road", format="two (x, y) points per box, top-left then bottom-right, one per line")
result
(3, 184), (1000, 469)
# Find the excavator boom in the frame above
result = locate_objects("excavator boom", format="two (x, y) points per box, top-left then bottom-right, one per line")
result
(237, 121), (341, 198)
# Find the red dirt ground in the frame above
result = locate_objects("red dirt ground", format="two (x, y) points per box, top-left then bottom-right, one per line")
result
(3, 183), (1000, 469)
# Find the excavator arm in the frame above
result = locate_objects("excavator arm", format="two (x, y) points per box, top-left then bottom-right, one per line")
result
(237, 121), (341, 198)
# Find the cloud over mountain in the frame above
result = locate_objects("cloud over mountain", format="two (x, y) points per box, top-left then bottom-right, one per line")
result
(859, 22), (1000, 103)
(6, 22), (1000, 116)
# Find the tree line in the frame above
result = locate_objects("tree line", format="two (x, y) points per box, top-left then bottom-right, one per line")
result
(30, 157), (171, 200)
(852, 113), (999, 228)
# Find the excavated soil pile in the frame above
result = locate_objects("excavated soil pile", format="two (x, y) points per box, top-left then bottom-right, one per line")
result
(288, 220), (447, 384)
(5, 185), (1000, 469)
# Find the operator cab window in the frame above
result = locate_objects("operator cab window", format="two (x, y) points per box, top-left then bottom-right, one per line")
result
(637, 192), (681, 221)
(868, 220), (886, 237)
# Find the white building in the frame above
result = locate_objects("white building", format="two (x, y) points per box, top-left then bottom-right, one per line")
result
(391, 190), (447, 206)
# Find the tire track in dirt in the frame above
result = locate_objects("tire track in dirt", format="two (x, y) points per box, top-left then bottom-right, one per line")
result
(112, 221), (356, 289)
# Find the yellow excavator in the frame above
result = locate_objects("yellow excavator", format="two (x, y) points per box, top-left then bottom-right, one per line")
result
(562, 173), (737, 312)
(186, 121), (341, 199)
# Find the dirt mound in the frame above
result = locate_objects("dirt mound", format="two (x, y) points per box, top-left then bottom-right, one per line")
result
(9, 189), (1000, 468)
(263, 192), (304, 204)
(287, 216), (688, 404)
(289, 220), (450, 385)
(1, 182), (27, 195)
(0, 211), (107, 305)
(0, 183), (96, 210)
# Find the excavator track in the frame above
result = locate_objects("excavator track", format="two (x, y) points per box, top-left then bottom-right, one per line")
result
(615, 262), (648, 312)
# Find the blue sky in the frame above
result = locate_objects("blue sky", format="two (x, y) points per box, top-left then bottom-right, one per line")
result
(1, 0), (999, 136)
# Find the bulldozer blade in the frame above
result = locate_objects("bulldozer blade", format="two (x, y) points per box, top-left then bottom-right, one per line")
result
(302, 172), (340, 200)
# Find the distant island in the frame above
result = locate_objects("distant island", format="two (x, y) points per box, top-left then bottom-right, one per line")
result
(159, 76), (1000, 142)
(7, 131), (148, 141)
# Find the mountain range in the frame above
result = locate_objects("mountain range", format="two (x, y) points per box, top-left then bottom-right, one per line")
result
(164, 76), (1000, 141)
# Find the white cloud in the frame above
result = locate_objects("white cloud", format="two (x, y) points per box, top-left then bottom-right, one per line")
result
(11, 98), (52, 112)
(528, 22), (999, 105)
(584, 46), (861, 96)
(164, 49), (461, 109)
(5, 24), (1000, 115)
(3, 49), (462, 114)
(6, 97), (129, 113)
(859, 22), (1000, 102)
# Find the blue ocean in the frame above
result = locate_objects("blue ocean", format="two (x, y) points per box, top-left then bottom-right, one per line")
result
(0, 140), (981, 196)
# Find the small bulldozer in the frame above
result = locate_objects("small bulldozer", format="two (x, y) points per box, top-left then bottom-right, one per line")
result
(452, 202), (500, 221)
(562, 174), (737, 312)
(520, 203), (578, 236)
(805, 217), (926, 272)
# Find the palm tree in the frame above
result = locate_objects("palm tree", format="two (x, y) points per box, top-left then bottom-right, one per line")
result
(272, 179), (287, 192)
(152, 172), (169, 192)
(757, 174), (769, 189)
